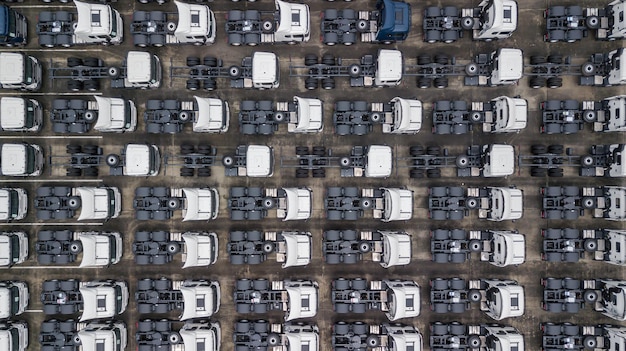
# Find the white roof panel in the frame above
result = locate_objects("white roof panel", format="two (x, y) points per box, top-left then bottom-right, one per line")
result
(0, 97), (26, 130)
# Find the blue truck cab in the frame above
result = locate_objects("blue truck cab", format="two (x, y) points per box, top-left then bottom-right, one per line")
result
(0, 5), (27, 46)
(375, 0), (411, 42)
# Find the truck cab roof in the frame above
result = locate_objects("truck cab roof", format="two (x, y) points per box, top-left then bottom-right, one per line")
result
(126, 51), (153, 84)
(182, 232), (218, 268)
(78, 324), (126, 351)
(93, 96), (136, 132)
(193, 96), (228, 133)
(365, 145), (392, 178)
(285, 281), (318, 321)
(492, 49), (523, 82)
(1, 144), (26, 176)
(182, 188), (219, 221)
(285, 327), (319, 351)
(293, 97), (323, 133)
(180, 323), (220, 351)
(608, 49), (625, 85)
(252, 52), (278, 85)
(483, 144), (515, 177)
(605, 95), (626, 132)
(483, 326), (524, 351)
(493, 96), (527, 132)
(79, 232), (121, 267)
(606, 186), (626, 221)
(488, 187), (523, 221)
(283, 187), (312, 221)
(376, 0), (411, 41)
(0, 232), (26, 267)
(609, 144), (626, 177)
(376, 50), (403, 86)
(0, 53), (25, 84)
(381, 231), (411, 268)
(77, 187), (120, 221)
(606, 230), (626, 265)
(385, 280), (420, 320)
(124, 144), (153, 176)
(174, 1), (212, 39)
(275, 0), (310, 41)
(490, 231), (525, 267)
(180, 282), (220, 320)
(80, 282), (128, 321)
(0, 97), (27, 130)
(282, 232), (311, 268)
(246, 145), (273, 177)
(74, 0), (114, 38)
(382, 188), (413, 222)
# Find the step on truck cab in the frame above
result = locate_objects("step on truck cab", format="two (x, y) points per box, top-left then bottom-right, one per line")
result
(0, 281), (28, 319)
(0, 143), (44, 176)
(0, 321), (28, 351)
(0, 53), (42, 91)
(0, 188), (27, 221)
(0, 232), (27, 268)
(0, 5), (27, 46)
(0, 97), (42, 132)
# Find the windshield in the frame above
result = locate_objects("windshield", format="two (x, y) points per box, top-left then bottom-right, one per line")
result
(150, 57), (158, 84)
(9, 286), (19, 315)
(124, 100), (132, 128)
(110, 12), (117, 38)
(109, 236), (117, 261)
(8, 190), (19, 218)
(114, 285), (123, 313)
(10, 235), (19, 263)
(23, 58), (32, 84)
(25, 146), (35, 174)
(25, 100), (35, 128)
(106, 189), (115, 218)
(10, 327), (19, 351)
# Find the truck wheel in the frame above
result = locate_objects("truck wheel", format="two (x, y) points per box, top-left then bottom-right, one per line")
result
(531, 167), (546, 177)
(244, 33), (260, 46)
(547, 77), (563, 88)
(295, 146), (309, 156)
(228, 33), (243, 46)
(151, 11), (166, 22)
(425, 7), (440, 18)
(186, 79), (199, 90)
(84, 80), (100, 92)
(356, 19), (368, 32)
(409, 169), (424, 178)
(459, 64), (478, 79)
(305, 78), (318, 90)
(202, 79), (216, 91)
(83, 57), (100, 67)
(427, 168), (441, 178)
(410, 145), (424, 156)
(548, 168), (563, 177)
(547, 144), (563, 154)
(295, 168), (308, 178)
(67, 57), (82, 67)
(133, 11), (148, 22)
(134, 34), (148, 47)
(228, 10), (243, 21)
(228, 66), (241, 78)
(66, 168), (81, 177)
(532, 144), (547, 155)
(186, 56), (200, 67)
(434, 55), (449, 65)
(425, 30), (439, 43)
(151, 34), (165, 47)
(433, 77), (448, 88)
(417, 55), (432, 65)
(530, 55), (546, 65)
(548, 6), (566, 16)
(304, 54), (318, 66)
(586, 16), (600, 29)
(39, 35), (55, 48)
(442, 30), (458, 43)
(323, 32), (338, 45)
(322, 54), (335, 66)
(583, 110), (596, 122)
(417, 77), (432, 88)
(548, 55), (563, 64)
(180, 167), (194, 177)
(581, 62), (595, 76)
(67, 80), (83, 92)
(530, 77), (546, 88)
(342, 32), (356, 45)
(461, 17), (474, 30)
(84, 167), (98, 177)
(322, 78), (335, 90)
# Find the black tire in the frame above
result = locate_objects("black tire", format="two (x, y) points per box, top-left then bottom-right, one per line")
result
(427, 168), (441, 178)
(548, 144), (564, 155)
(84, 167), (98, 177)
(433, 77), (448, 88)
(67, 80), (83, 92)
(186, 79), (200, 90)
(434, 54), (449, 65)
(83, 79), (100, 92)
(67, 57), (82, 67)
(530, 77), (546, 88)
(417, 55), (431, 65)
(409, 169), (424, 178)
(530, 55), (546, 65)
(66, 167), (81, 177)
(547, 77), (563, 88)
(548, 168), (564, 177)
(548, 55), (563, 64)
(409, 145), (424, 157)
(531, 167), (546, 177)
(304, 54), (318, 66)
(417, 77), (432, 89)
(426, 146), (440, 156)
(67, 144), (82, 154)
(186, 57), (200, 67)
(295, 168), (308, 178)
(83, 57), (100, 67)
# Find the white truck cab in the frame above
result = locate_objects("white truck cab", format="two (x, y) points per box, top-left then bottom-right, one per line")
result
(93, 96), (137, 132)
(174, 0), (216, 45)
(385, 280), (420, 321)
(383, 97), (422, 134)
(122, 144), (160, 176)
(78, 322), (127, 351)
(74, 0), (124, 45)
(124, 51), (161, 89)
(380, 231), (412, 268)
(474, 0), (518, 40)
(281, 232), (312, 268)
(0, 232), (28, 267)
(192, 96), (229, 133)
(76, 187), (122, 221)
(180, 281), (220, 321)
(490, 96), (527, 132)
(0, 97), (42, 132)
(605, 186), (626, 221)
(245, 145), (274, 177)
(490, 48), (523, 86)
(375, 50), (403, 86)
(0, 52), (42, 91)
(0, 281), (28, 319)
(182, 232), (219, 268)
(484, 187), (523, 221)
(180, 322), (221, 351)
(381, 188), (413, 222)
(604, 230), (626, 266)
(79, 280), (129, 321)
(600, 95), (626, 132)
(182, 188), (219, 221)
(279, 187), (312, 221)
(1, 143), (44, 176)
(274, 0), (310, 43)
(288, 96), (323, 133)
(0, 321), (28, 351)
(78, 232), (122, 268)
(607, 48), (626, 86)
(482, 144), (515, 177)
(488, 231), (525, 267)
(600, 280), (626, 320)
(0, 188), (27, 221)
(252, 52), (280, 89)
(285, 280), (318, 321)
(365, 145), (392, 178)
(482, 279), (525, 320)
(283, 324), (318, 351)
(483, 325), (524, 351)
(609, 144), (626, 177)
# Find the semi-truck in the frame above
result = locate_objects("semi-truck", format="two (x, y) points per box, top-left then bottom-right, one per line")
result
(0, 281), (28, 319)
(0, 97), (42, 132)
(0, 188), (27, 221)
(0, 232), (27, 267)
(0, 5), (27, 46)
(0, 143), (44, 176)
(0, 52), (42, 91)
